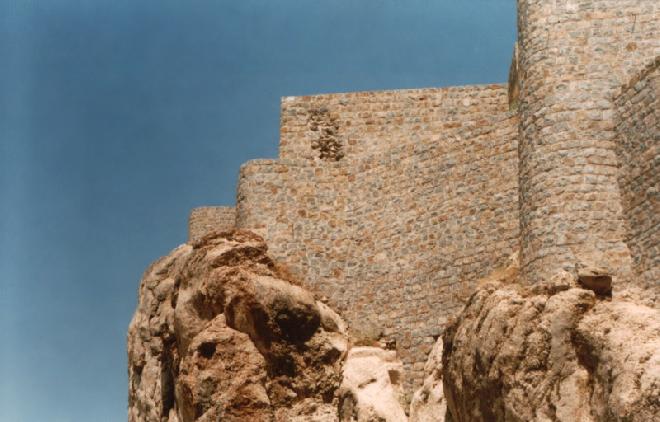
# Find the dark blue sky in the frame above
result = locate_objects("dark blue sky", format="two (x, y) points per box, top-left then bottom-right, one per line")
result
(0, 1), (515, 420)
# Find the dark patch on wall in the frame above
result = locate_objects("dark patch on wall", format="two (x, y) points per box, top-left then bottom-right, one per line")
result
(308, 108), (344, 161)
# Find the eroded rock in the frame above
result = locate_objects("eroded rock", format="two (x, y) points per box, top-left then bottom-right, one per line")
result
(127, 230), (348, 422)
(338, 346), (408, 422)
(441, 275), (660, 422)
(409, 339), (447, 422)
(129, 231), (658, 422)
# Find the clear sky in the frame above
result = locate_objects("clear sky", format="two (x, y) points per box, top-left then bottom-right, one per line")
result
(0, 1), (516, 420)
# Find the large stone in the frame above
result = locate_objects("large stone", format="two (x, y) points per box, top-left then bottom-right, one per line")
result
(127, 230), (348, 422)
(441, 274), (660, 422)
(338, 346), (408, 422)
(175, 315), (271, 421)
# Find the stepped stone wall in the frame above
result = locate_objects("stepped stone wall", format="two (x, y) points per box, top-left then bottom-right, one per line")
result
(516, 0), (660, 284)
(236, 158), (351, 305)
(614, 58), (660, 298)
(235, 85), (520, 391)
(185, 0), (660, 394)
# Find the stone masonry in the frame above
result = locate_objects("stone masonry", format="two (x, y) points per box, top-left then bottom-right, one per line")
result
(614, 57), (660, 302)
(188, 1), (659, 394)
(188, 206), (236, 242)
(235, 86), (520, 394)
(516, 0), (659, 284)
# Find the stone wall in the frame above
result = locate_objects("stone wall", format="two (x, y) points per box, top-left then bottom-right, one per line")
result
(346, 113), (519, 388)
(614, 58), (660, 298)
(236, 84), (520, 392)
(187, 0), (660, 397)
(280, 85), (511, 162)
(236, 159), (352, 307)
(516, 0), (660, 284)
(188, 206), (236, 241)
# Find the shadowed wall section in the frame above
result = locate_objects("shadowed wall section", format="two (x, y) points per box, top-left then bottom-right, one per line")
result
(614, 58), (660, 301)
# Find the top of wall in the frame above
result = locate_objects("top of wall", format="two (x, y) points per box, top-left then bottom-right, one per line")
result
(279, 83), (511, 162)
(188, 206), (236, 242)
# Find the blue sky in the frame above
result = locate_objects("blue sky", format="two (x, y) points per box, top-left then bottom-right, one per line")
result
(0, 1), (516, 420)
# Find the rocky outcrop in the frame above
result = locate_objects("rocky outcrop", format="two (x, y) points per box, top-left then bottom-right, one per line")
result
(128, 228), (659, 422)
(127, 230), (348, 422)
(409, 339), (447, 422)
(441, 274), (660, 422)
(128, 230), (413, 422)
(338, 347), (408, 422)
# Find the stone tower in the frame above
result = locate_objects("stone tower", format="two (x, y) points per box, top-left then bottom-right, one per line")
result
(516, 0), (659, 284)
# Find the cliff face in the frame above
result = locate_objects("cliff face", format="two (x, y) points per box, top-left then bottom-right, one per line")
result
(128, 230), (659, 422)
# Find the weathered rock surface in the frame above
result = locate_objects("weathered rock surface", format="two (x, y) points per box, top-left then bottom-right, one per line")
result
(441, 274), (660, 422)
(338, 346), (408, 422)
(409, 339), (447, 422)
(127, 230), (348, 422)
(129, 229), (659, 422)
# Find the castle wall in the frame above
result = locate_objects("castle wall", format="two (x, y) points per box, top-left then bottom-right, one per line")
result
(516, 0), (660, 283)
(193, 2), (660, 393)
(162, 0), (660, 409)
(280, 85), (512, 162)
(235, 159), (354, 308)
(614, 58), (660, 298)
(346, 113), (520, 388)
(188, 206), (235, 241)
(236, 85), (520, 392)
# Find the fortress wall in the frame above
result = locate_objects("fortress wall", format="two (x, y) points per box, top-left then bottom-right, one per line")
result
(237, 85), (520, 392)
(188, 206), (236, 241)
(614, 58), (660, 297)
(235, 159), (354, 308)
(279, 85), (510, 162)
(346, 113), (520, 390)
(516, 0), (660, 284)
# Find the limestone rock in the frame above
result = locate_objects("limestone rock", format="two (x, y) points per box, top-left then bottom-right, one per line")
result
(409, 339), (447, 422)
(338, 346), (408, 422)
(176, 315), (271, 421)
(127, 230), (348, 422)
(441, 277), (660, 422)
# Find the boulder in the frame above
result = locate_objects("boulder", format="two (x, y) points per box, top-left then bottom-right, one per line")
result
(441, 274), (660, 422)
(127, 230), (348, 422)
(338, 346), (408, 422)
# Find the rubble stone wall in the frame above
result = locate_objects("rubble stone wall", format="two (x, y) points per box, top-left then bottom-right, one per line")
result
(236, 85), (520, 391)
(190, 0), (660, 395)
(279, 85), (511, 162)
(235, 159), (353, 308)
(614, 58), (660, 294)
(346, 112), (520, 389)
(516, 0), (660, 284)
(188, 206), (235, 241)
